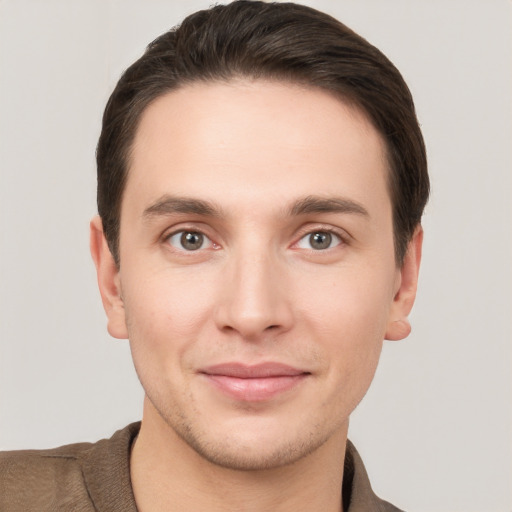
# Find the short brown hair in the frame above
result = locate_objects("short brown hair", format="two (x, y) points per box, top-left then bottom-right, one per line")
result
(97, 0), (429, 266)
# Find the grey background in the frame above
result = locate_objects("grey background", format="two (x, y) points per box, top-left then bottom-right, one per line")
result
(1, 1), (511, 510)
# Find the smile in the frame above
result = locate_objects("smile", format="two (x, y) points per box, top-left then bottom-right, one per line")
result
(199, 362), (310, 402)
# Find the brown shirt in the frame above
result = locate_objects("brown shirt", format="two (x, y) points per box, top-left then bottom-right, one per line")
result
(0, 422), (403, 511)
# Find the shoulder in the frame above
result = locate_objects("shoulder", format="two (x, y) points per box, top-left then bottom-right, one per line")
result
(0, 441), (96, 511)
(0, 423), (140, 512)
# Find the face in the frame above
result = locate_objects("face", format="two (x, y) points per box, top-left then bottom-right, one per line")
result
(92, 80), (421, 471)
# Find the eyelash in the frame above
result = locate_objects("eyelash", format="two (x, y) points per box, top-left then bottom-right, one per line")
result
(164, 228), (218, 252)
(293, 226), (347, 252)
(162, 225), (349, 253)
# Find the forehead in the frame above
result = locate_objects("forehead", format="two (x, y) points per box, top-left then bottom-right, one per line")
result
(123, 80), (390, 219)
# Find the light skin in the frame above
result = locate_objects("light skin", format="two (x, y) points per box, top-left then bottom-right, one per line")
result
(90, 80), (422, 512)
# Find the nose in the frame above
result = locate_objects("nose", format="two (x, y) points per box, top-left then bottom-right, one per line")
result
(214, 250), (294, 341)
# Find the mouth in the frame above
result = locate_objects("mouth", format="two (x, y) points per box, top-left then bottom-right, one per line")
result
(199, 362), (310, 402)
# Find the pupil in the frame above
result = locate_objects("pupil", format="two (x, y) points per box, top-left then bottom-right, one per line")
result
(181, 232), (203, 250)
(310, 232), (331, 250)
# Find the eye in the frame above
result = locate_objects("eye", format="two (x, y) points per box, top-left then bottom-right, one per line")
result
(296, 230), (342, 250)
(167, 231), (213, 251)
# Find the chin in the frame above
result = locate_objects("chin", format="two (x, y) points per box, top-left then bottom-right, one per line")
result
(143, 376), (351, 471)
(163, 409), (342, 472)
(182, 433), (329, 471)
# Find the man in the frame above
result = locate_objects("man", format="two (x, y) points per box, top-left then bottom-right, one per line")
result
(0, 1), (428, 510)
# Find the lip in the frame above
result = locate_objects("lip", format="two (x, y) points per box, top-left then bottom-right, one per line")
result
(199, 362), (310, 402)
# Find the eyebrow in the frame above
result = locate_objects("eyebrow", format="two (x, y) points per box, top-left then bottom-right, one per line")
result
(288, 195), (369, 217)
(142, 194), (368, 220)
(143, 195), (223, 220)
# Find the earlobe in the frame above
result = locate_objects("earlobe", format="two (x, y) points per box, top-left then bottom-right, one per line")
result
(385, 226), (423, 341)
(385, 318), (411, 341)
(90, 216), (128, 339)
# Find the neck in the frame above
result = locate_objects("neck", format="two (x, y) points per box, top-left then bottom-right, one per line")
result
(130, 398), (348, 512)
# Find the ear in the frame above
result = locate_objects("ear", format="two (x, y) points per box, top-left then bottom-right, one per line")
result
(385, 225), (423, 341)
(90, 216), (128, 339)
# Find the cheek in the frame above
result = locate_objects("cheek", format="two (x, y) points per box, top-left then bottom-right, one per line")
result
(121, 268), (218, 362)
(294, 264), (395, 386)
(298, 266), (394, 339)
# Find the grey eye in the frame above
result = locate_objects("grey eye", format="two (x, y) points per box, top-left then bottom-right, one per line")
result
(309, 232), (332, 250)
(168, 231), (210, 251)
(297, 231), (341, 250)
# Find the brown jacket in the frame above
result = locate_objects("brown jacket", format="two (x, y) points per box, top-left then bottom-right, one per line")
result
(0, 423), (403, 511)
